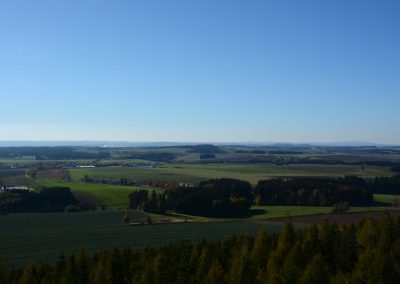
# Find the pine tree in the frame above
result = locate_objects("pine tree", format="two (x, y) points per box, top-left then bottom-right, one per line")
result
(357, 217), (378, 248)
(299, 254), (330, 284)
(302, 224), (320, 262)
(228, 244), (253, 284)
(277, 218), (295, 252)
(196, 247), (212, 282)
(76, 248), (91, 283)
(204, 259), (225, 284)
(281, 243), (304, 284)
(351, 248), (381, 283)
(19, 261), (48, 284)
(90, 258), (111, 284)
(337, 224), (358, 272)
(251, 230), (273, 271)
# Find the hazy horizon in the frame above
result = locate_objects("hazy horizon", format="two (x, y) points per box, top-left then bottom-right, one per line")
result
(0, 139), (398, 148)
(1, 0), (399, 143)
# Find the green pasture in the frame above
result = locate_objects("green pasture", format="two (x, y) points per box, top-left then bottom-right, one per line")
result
(165, 163), (392, 179)
(374, 194), (400, 204)
(249, 204), (394, 220)
(69, 163), (393, 186)
(69, 167), (205, 184)
(37, 179), (159, 209)
(0, 211), (281, 266)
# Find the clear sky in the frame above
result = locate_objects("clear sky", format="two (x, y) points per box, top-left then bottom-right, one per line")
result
(0, 0), (399, 144)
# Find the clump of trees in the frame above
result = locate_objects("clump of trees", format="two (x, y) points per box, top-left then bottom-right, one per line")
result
(2, 214), (400, 283)
(166, 178), (252, 217)
(124, 152), (176, 162)
(0, 187), (89, 213)
(254, 177), (373, 206)
(127, 176), (400, 217)
(128, 178), (253, 217)
(186, 144), (224, 154)
(199, 153), (216, 159)
(0, 147), (110, 160)
(122, 213), (130, 224)
(128, 190), (166, 214)
(372, 175), (400, 195)
(391, 165), (400, 173)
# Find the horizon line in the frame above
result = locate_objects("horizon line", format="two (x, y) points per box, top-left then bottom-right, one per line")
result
(0, 140), (398, 147)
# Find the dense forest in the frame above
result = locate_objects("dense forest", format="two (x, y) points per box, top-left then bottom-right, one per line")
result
(253, 175), (400, 206)
(372, 175), (400, 195)
(254, 177), (373, 206)
(0, 187), (86, 213)
(129, 179), (253, 217)
(186, 144), (225, 154)
(128, 176), (400, 217)
(1, 215), (400, 283)
(123, 152), (176, 162)
(0, 147), (109, 160)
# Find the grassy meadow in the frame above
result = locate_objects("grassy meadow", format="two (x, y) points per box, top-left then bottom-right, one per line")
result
(249, 204), (395, 219)
(37, 179), (161, 209)
(69, 163), (393, 186)
(374, 194), (400, 204)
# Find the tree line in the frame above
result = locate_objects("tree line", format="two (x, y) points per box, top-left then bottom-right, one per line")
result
(2, 214), (400, 283)
(254, 177), (373, 206)
(128, 176), (400, 217)
(128, 178), (253, 217)
(0, 147), (110, 160)
(128, 190), (166, 214)
(372, 175), (400, 195)
(0, 187), (89, 214)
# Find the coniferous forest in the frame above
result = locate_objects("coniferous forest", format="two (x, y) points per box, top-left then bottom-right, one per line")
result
(1, 214), (400, 284)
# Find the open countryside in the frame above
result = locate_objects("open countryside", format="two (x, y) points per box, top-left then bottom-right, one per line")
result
(2, 0), (400, 282)
(1, 145), (400, 271)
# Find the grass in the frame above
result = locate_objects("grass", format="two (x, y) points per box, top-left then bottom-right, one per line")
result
(0, 211), (281, 267)
(248, 194), (400, 219)
(69, 167), (206, 184)
(0, 188), (397, 267)
(65, 164), (394, 208)
(249, 204), (393, 220)
(69, 163), (393, 186)
(1, 200), (394, 266)
(374, 194), (400, 204)
(37, 179), (160, 209)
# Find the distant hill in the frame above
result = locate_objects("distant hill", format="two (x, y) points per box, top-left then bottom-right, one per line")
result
(0, 140), (397, 147)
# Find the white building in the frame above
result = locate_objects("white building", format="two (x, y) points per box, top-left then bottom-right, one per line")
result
(0, 186), (29, 193)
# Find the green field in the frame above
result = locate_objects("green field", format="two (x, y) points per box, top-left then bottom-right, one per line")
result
(64, 164), (395, 208)
(5, 174), (399, 212)
(69, 163), (393, 186)
(0, 201), (396, 267)
(0, 211), (281, 266)
(249, 204), (394, 219)
(37, 179), (160, 209)
(70, 167), (205, 184)
(374, 194), (400, 204)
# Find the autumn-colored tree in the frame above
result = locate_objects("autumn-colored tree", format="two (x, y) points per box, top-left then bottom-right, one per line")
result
(122, 213), (130, 224)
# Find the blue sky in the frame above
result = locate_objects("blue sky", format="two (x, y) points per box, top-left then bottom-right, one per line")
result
(0, 0), (399, 144)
